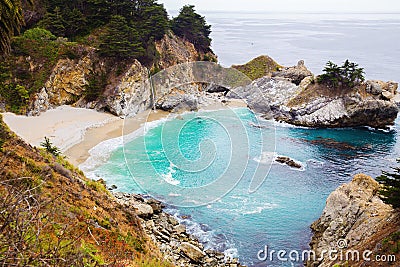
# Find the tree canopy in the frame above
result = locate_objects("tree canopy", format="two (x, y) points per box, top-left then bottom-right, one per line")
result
(2, 0), (213, 61)
(98, 15), (144, 59)
(317, 60), (365, 88)
(377, 161), (400, 209)
(171, 5), (212, 52)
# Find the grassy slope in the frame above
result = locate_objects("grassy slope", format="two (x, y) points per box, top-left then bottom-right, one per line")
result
(232, 55), (281, 80)
(0, 115), (171, 267)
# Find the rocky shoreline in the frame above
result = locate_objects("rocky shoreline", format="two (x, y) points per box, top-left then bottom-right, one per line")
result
(307, 174), (400, 267)
(113, 192), (244, 267)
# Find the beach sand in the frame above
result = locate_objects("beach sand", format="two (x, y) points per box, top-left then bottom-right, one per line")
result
(2, 100), (247, 167)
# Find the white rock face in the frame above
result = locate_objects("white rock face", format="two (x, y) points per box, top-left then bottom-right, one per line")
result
(105, 60), (151, 117)
(308, 174), (395, 267)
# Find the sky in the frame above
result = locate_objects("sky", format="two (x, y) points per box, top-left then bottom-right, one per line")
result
(158, 0), (400, 13)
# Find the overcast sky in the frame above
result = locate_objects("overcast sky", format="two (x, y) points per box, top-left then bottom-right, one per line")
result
(159, 0), (400, 13)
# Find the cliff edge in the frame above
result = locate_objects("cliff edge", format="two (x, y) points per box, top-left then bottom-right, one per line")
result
(308, 174), (400, 267)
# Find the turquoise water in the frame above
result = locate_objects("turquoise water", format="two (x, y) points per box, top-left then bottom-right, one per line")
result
(85, 108), (399, 266)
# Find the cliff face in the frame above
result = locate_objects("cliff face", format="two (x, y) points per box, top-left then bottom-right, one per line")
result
(28, 32), (216, 117)
(308, 174), (400, 267)
(228, 59), (399, 128)
(155, 31), (217, 70)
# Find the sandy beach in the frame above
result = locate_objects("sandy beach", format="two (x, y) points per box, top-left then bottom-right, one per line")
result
(2, 100), (246, 167)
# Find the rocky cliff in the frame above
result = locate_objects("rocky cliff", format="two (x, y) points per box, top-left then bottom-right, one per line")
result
(28, 32), (217, 117)
(228, 59), (399, 128)
(308, 174), (400, 267)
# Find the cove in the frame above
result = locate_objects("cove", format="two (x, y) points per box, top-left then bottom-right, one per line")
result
(84, 108), (398, 266)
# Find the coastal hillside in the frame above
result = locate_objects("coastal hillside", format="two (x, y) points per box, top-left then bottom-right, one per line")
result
(0, 0), (216, 115)
(0, 114), (170, 266)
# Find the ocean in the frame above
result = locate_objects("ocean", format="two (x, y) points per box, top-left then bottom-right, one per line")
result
(82, 13), (400, 266)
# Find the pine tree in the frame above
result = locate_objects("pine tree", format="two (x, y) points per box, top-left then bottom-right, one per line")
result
(39, 6), (66, 37)
(317, 60), (365, 88)
(377, 162), (400, 209)
(133, 0), (169, 42)
(98, 15), (144, 59)
(171, 5), (211, 52)
(64, 8), (87, 38)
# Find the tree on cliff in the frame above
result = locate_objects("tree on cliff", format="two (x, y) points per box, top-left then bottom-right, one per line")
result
(98, 15), (144, 59)
(317, 60), (365, 88)
(0, 0), (33, 56)
(377, 161), (400, 209)
(171, 5), (211, 52)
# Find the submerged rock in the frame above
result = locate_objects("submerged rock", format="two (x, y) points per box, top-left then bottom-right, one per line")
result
(275, 156), (302, 169)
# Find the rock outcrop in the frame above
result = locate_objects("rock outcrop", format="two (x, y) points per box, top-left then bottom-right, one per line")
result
(155, 31), (217, 70)
(113, 192), (244, 267)
(232, 55), (281, 81)
(28, 32), (217, 117)
(228, 59), (398, 128)
(103, 59), (151, 117)
(28, 50), (95, 116)
(272, 60), (313, 85)
(308, 174), (399, 267)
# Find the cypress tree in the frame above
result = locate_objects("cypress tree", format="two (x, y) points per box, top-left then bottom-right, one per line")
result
(98, 15), (144, 59)
(171, 5), (211, 52)
(377, 161), (400, 209)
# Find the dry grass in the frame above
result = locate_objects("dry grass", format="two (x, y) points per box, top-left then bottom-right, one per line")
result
(0, 115), (171, 267)
(287, 82), (368, 108)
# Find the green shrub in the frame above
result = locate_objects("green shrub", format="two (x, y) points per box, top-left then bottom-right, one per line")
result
(0, 83), (30, 113)
(40, 137), (61, 157)
(22, 28), (57, 41)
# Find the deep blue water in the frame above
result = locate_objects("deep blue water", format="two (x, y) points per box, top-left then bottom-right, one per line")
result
(205, 12), (400, 81)
(82, 12), (400, 266)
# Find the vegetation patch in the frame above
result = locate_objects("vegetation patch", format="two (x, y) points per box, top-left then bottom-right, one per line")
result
(317, 60), (365, 88)
(377, 159), (400, 209)
(232, 55), (281, 80)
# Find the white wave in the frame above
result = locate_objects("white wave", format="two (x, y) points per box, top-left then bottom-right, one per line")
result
(363, 125), (396, 133)
(168, 193), (181, 197)
(162, 163), (180, 185)
(79, 116), (172, 175)
(253, 151), (277, 164)
(165, 208), (238, 259)
(224, 248), (239, 261)
(241, 203), (278, 215)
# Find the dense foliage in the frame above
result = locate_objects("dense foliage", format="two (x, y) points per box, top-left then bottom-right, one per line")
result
(317, 60), (365, 88)
(98, 15), (144, 59)
(0, 0), (33, 56)
(0, 27), (78, 113)
(0, 0), (214, 113)
(171, 5), (212, 52)
(377, 161), (400, 209)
